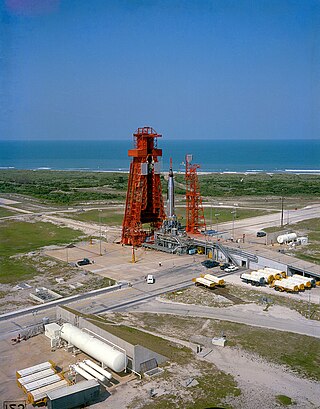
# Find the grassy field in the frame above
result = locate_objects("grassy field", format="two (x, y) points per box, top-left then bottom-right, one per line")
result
(0, 207), (18, 217)
(0, 220), (83, 283)
(67, 208), (124, 225)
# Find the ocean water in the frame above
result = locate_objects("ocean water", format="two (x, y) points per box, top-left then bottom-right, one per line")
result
(0, 139), (319, 173)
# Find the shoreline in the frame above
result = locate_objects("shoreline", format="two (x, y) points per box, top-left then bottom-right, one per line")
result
(1, 167), (320, 175)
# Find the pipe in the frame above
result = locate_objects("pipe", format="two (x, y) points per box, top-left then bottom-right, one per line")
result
(84, 359), (112, 380)
(72, 364), (94, 381)
(78, 362), (106, 382)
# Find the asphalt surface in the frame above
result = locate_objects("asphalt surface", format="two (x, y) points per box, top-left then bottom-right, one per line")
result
(1, 262), (319, 341)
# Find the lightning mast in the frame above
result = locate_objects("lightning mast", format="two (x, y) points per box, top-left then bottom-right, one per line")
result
(185, 154), (206, 234)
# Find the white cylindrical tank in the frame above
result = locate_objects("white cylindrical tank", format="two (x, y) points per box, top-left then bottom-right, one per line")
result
(292, 274), (313, 287)
(273, 279), (298, 292)
(61, 323), (127, 373)
(263, 268), (286, 278)
(78, 362), (106, 382)
(277, 233), (297, 244)
(72, 364), (94, 381)
(84, 359), (112, 380)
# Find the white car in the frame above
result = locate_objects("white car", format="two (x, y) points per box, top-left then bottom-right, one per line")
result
(146, 274), (155, 284)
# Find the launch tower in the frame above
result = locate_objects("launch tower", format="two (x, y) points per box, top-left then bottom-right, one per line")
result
(121, 127), (165, 246)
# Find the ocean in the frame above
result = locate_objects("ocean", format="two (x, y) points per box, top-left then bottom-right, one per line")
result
(0, 139), (319, 173)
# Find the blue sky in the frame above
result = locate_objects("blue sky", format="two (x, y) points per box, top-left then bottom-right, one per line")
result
(1, 0), (320, 140)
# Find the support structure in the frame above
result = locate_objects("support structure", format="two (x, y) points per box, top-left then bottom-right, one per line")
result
(121, 127), (165, 246)
(185, 154), (206, 234)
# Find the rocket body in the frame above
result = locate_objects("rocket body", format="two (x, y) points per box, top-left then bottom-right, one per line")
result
(167, 162), (175, 218)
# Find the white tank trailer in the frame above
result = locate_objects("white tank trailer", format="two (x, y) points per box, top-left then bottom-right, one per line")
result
(201, 274), (225, 286)
(60, 323), (127, 373)
(277, 233), (297, 244)
(240, 273), (265, 286)
(292, 274), (315, 287)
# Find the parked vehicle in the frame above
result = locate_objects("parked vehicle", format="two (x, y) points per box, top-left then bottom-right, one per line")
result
(76, 258), (91, 266)
(256, 231), (266, 237)
(220, 263), (230, 270)
(146, 274), (155, 284)
(201, 260), (219, 268)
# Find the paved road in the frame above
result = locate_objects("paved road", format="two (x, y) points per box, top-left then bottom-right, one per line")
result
(1, 261), (319, 341)
(129, 299), (320, 339)
(217, 204), (320, 235)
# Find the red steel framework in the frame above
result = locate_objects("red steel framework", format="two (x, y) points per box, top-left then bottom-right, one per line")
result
(121, 127), (165, 246)
(185, 154), (206, 234)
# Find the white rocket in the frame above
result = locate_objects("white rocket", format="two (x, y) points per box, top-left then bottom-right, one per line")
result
(167, 157), (175, 218)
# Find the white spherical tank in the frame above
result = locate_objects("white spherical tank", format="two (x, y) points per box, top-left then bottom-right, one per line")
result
(60, 323), (127, 373)
(277, 233), (297, 244)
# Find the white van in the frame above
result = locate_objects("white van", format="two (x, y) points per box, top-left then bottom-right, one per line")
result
(146, 274), (155, 284)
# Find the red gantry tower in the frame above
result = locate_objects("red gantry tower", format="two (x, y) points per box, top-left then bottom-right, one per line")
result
(185, 154), (206, 234)
(121, 127), (166, 246)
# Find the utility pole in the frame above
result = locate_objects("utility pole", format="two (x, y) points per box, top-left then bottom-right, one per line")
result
(215, 213), (220, 233)
(99, 210), (102, 256)
(281, 196), (284, 228)
(231, 209), (236, 240)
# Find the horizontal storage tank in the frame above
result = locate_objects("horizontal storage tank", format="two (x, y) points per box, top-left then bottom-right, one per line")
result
(241, 273), (265, 284)
(60, 324), (127, 373)
(277, 233), (297, 244)
(202, 274), (225, 286)
(286, 278), (305, 291)
(292, 274), (314, 287)
(27, 380), (69, 404)
(273, 279), (299, 292)
(78, 362), (106, 382)
(17, 361), (55, 378)
(263, 268), (286, 278)
(84, 359), (112, 380)
(193, 277), (215, 288)
(17, 368), (56, 387)
(251, 271), (274, 283)
(23, 374), (62, 393)
(72, 364), (94, 381)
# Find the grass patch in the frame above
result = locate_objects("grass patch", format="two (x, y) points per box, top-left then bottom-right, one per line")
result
(276, 395), (293, 405)
(131, 313), (320, 381)
(0, 220), (82, 283)
(0, 207), (18, 217)
(0, 220), (82, 257)
(68, 208), (124, 225)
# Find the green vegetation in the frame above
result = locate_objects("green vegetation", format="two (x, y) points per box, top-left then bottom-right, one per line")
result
(68, 208), (124, 225)
(276, 395), (293, 406)
(0, 220), (82, 283)
(0, 170), (126, 204)
(0, 207), (18, 217)
(133, 313), (320, 381)
(192, 173), (320, 197)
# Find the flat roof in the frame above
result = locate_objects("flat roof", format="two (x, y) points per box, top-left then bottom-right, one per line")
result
(47, 379), (99, 399)
(224, 243), (320, 277)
